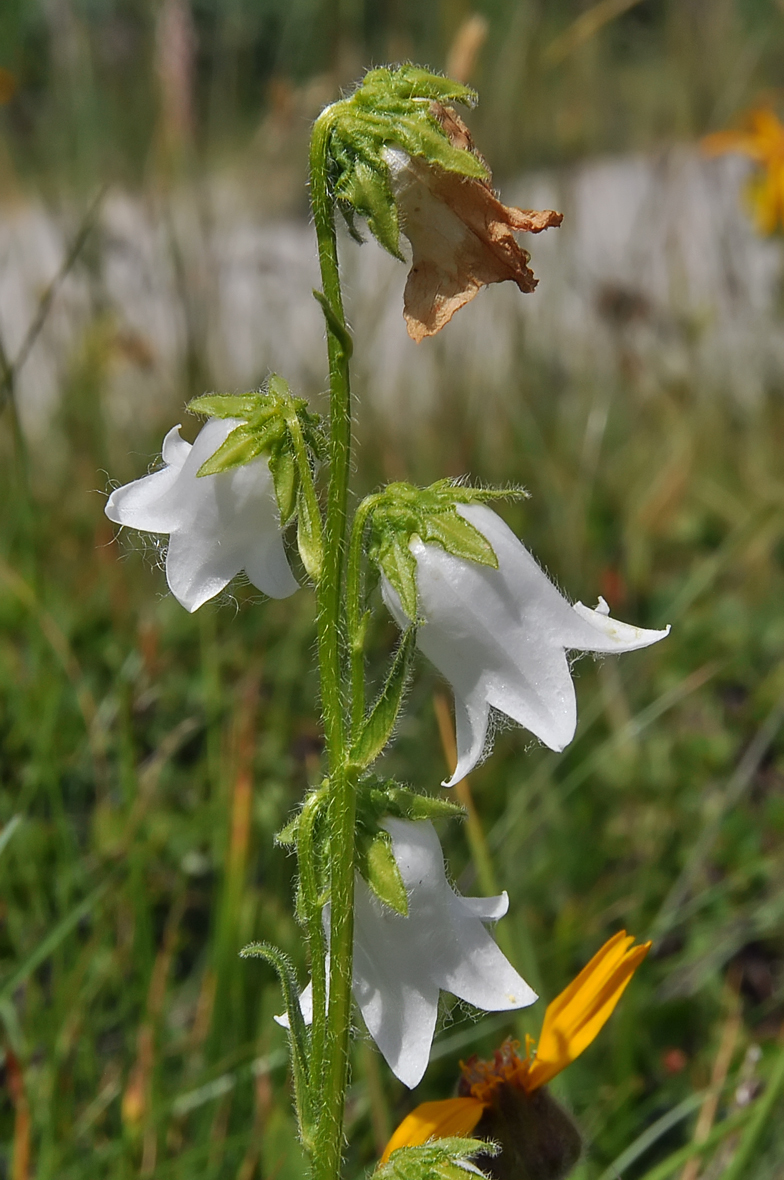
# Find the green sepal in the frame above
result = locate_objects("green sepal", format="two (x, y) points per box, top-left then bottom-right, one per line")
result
(355, 779), (464, 828)
(320, 64), (489, 262)
(384, 785), (464, 822)
(357, 828), (408, 915)
(366, 480), (528, 618)
(196, 420), (283, 477)
(296, 485), (324, 581)
(339, 157), (402, 259)
(351, 627), (416, 768)
(375, 529), (419, 620)
(354, 65), (480, 111)
(375, 1138), (496, 1180)
(268, 446), (298, 524)
(188, 393), (265, 420)
(188, 378), (325, 557)
(419, 510), (499, 569)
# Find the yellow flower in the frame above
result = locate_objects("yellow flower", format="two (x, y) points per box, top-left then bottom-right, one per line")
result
(381, 931), (651, 1164)
(703, 108), (784, 235)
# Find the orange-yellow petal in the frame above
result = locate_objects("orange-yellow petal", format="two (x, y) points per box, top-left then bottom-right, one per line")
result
(381, 1097), (486, 1163)
(523, 931), (651, 1092)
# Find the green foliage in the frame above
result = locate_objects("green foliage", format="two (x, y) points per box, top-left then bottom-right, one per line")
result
(5, 1), (784, 191)
(356, 827), (409, 915)
(4, 164), (784, 1177)
(190, 375), (324, 529)
(366, 481), (526, 619)
(321, 65), (487, 259)
(351, 627), (417, 769)
(377, 1137), (496, 1180)
(239, 941), (313, 1143)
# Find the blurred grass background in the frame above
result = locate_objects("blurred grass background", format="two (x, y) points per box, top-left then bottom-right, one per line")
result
(3, 1), (784, 1178)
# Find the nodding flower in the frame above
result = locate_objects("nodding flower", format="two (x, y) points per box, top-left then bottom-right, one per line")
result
(384, 102), (562, 342)
(382, 932), (651, 1180)
(105, 419), (299, 612)
(279, 818), (536, 1089)
(382, 502), (669, 787)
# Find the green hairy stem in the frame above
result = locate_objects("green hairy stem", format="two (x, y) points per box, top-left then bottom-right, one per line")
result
(307, 105), (359, 1180)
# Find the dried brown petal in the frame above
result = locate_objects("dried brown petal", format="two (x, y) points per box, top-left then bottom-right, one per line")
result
(388, 105), (562, 342)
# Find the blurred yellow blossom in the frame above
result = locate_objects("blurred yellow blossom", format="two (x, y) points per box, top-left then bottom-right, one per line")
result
(703, 107), (784, 235)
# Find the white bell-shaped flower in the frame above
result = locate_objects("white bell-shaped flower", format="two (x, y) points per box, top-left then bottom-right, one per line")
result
(382, 503), (669, 787)
(282, 818), (536, 1089)
(105, 419), (299, 612)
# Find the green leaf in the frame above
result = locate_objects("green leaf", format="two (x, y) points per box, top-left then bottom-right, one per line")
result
(419, 510), (498, 569)
(345, 158), (402, 259)
(378, 532), (419, 620)
(357, 829), (408, 915)
(0, 882), (108, 1003)
(0, 815), (21, 861)
(275, 812), (300, 847)
(296, 486), (324, 581)
(351, 627), (416, 768)
(312, 290), (354, 360)
(196, 423), (269, 477)
(375, 1138), (495, 1180)
(385, 787), (464, 822)
(268, 446), (298, 524)
(188, 393), (264, 420)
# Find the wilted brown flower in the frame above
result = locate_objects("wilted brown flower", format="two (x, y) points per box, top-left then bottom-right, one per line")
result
(385, 103), (562, 342)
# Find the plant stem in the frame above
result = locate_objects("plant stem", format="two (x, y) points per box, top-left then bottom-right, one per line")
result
(309, 104), (357, 1180)
(297, 790), (328, 1091)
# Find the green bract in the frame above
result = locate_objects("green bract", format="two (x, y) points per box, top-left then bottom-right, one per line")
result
(365, 480), (527, 620)
(189, 374), (326, 578)
(375, 1139), (496, 1180)
(317, 64), (488, 258)
(276, 777), (464, 918)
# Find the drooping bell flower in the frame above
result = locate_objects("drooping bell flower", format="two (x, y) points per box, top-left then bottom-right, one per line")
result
(105, 418), (299, 611)
(282, 818), (536, 1089)
(381, 932), (651, 1180)
(381, 502), (669, 787)
(318, 65), (561, 342)
(384, 103), (562, 342)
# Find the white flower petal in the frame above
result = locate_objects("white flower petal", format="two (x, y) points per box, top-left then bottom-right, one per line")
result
(571, 600), (671, 651)
(161, 423), (191, 468)
(106, 418), (298, 610)
(439, 889), (537, 1010)
(164, 527), (242, 613)
(243, 532), (300, 600)
(353, 879), (441, 1088)
(448, 691), (491, 788)
(281, 819), (534, 1089)
(274, 979), (314, 1029)
(385, 501), (669, 780)
(458, 892), (509, 922)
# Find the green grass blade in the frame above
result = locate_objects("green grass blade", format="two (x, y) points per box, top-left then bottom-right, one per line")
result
(720, 1043), (784, 1180)
(596, 1088), (713, 1180)
(634, 1105), (753, 1180)
(0, 881), (107, 1002)
(0, 814), (22, 860)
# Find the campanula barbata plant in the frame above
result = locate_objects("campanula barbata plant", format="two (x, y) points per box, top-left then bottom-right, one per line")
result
(106, 65), (668, 1180)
